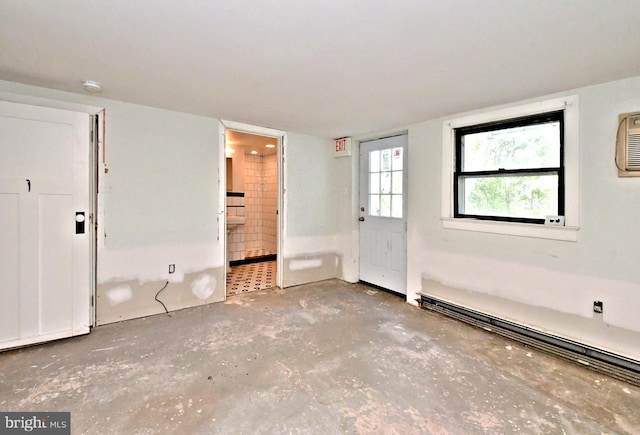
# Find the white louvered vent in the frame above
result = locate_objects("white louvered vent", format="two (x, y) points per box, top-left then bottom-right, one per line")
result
(628, 132), (640, 169)
(617, 113), (640, 176)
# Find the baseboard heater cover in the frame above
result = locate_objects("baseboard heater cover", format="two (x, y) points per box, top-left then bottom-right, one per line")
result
(418, 294), (640, 386)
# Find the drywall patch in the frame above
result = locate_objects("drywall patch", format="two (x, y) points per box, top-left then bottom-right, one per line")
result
(283, 253), (342, 288)
(97, 266), (224, 325)
(191, 274), (216, 299)
(410, 249), (640, 332)
(105, 285), (133, 306)
(289, 258), (323, 271)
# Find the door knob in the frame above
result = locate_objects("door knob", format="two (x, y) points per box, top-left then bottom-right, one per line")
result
(359, 217), (365, 222)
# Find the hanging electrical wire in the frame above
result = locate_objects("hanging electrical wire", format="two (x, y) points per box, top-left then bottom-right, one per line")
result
(155, 281), (170, 316)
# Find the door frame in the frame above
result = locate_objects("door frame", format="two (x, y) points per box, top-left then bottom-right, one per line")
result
(219, 120), (286, 292)
(0, 95), (102, 339)
(91, 110), (105, 325)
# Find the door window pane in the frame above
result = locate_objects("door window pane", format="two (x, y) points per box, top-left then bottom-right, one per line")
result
(391, 195), (403, 218)
(370, 173), (380, 194)
(392, 171), (402, 194)
(392, 147), (403, 170)
(380, 195), (391, 217)
(370, 150), (380, 172)
(381, 149), (391, 171)
(380, 172), (391, 194)
(369, 195), (380, 216)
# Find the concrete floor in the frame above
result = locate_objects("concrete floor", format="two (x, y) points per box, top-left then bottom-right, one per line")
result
(1, 280), (638, 434)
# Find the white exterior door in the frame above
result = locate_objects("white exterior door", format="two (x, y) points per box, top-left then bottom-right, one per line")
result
(359, 135), (408, 295)
(0, 101), (91, 350)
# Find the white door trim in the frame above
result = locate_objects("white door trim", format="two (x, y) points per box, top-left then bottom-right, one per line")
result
(220, 120), (285, 138)
(0, 91), (103, 116)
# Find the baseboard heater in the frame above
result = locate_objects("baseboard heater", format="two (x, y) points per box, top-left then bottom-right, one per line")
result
(418, 294), (640, 386)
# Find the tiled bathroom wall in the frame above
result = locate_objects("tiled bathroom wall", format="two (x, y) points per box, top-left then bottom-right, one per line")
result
(245, 153), (278, 256)
(262, 153), (278, 253)
(226, 193), (245, 261)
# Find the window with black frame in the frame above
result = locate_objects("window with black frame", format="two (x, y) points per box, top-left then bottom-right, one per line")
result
(454, 110), (564, 224)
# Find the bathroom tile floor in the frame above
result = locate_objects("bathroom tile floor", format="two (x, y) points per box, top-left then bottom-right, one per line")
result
(226, 260), (276, 296)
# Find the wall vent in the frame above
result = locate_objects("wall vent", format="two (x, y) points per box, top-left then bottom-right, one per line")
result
(616, 112), (640, 176)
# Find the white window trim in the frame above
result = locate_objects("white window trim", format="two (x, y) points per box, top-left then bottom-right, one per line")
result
(441, 95), (579, 242)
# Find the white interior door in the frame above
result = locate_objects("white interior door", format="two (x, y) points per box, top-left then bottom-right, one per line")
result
(0, 101), (91, 350)
(359, 135), (408, 295)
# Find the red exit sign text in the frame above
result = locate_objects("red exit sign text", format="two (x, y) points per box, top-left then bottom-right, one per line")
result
(334, 138), (352, 157)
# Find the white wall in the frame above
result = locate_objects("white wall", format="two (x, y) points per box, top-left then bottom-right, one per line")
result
(94, 102), (226, 323)
(405, 76), (640, 359)
(102, 103), (219, 250)
(282, 132), (356, 286)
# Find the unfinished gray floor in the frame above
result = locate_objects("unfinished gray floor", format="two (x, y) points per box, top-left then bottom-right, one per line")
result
(1, 280), (638, 434)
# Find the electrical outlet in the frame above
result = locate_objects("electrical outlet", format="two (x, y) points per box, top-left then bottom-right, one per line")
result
(593, 300), (603, 314)
(169, 264), (175, 274)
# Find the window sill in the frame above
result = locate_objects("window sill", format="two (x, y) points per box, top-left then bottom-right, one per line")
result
(441, 218), (578, 241)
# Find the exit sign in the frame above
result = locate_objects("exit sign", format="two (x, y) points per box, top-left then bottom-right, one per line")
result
(334, 137), (352, 157)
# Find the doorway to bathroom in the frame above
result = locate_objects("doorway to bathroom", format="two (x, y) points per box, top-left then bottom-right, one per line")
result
(224, 128), (280, 296)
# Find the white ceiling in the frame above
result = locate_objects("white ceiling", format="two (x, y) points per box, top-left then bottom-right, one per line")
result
(1, 1), (640, 138)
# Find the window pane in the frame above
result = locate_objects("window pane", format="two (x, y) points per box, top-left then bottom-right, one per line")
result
(392, 147), (403, 170)
(370, 173), (380, 194)
(391, 195), (403, 218)
(380, 172), (391, 194)
(369, 195), (380, 216)
(370, 150), (380, 173)
(380, 195), (391, 217)
(381, 149), (391, 171)
(392, 171), (403, 194)
(462, 121), (560, 171)
(460, 174), (558, 219)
